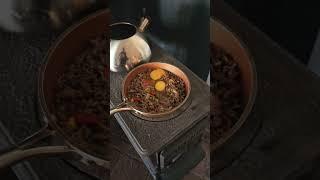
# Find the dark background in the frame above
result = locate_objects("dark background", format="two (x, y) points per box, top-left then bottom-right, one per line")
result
(224, 0), (320, 64)
(110, 0), (210, 80)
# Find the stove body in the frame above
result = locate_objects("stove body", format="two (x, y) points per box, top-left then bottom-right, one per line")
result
(109, 41), (210, 179)
(157, 117), (208, 179)
(131, 116), (208, 179)
(55, 115), (209, 180)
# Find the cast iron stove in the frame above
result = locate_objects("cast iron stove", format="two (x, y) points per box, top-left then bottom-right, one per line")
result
(110, 45), (210, 180)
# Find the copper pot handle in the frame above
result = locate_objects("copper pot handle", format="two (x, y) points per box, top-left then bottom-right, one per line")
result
(0, 128), (73, 169)
(0, 146), (72, 169)
(110, 101), (134, 116)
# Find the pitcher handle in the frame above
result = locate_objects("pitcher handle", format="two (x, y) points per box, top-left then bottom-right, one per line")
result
(138, 8), (150, 33)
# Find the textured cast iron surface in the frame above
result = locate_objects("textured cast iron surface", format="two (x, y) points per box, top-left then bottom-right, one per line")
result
(110, 45), (210, 156)
(0, 21), (209, 180)
(0, 27), (102, 179)
(0, 20), (209, 180)
(213, 1), (320, 179)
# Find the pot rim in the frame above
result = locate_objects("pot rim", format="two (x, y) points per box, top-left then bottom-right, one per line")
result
(38, 9), (111, 164)
(210, 18), (258, 151)
(120, 62), (192, 121)
(109, 22), (138, 40)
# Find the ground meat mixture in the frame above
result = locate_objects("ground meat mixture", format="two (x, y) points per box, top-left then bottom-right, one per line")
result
(54, 34), (109, 158)
(211, 44), (244, 143)
(127, 68), (187, 113)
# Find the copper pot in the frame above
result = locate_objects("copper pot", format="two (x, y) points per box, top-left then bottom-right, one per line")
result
(110, 62), (192, 121)
(211, 18), (258, 151)
(0, 9), (110, 169)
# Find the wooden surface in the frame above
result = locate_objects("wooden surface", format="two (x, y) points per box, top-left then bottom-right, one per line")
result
(213, 1), (320, 179)
(110, 45), (210, 156)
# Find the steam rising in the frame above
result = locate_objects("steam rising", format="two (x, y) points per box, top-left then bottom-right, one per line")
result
(0, 0), (23, 32)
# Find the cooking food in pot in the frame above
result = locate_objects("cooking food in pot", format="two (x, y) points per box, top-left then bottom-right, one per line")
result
(54, 34), (109, 157)
(211, 44), (244, 143)
(127, 68), (187, 113)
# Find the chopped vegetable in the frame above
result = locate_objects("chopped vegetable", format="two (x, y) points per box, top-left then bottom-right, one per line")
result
(55, 34), (109, 159)
(155, 81), (166, 91)
(142, 79), (154, 89)
(104, 65), (109, 80)
(131, 97), (142, 102)
(128, 68), (186, 113)
(150, 69), (166, 80)
(211, 43), (243, 144)
(74, 113), (100, 125)
(66, 117), (77, 129)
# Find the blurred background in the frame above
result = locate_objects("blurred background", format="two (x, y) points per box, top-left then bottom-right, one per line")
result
(224, 0), (320, 75)
(111, 0), (210, 80)
(0, 1), (107, 180)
